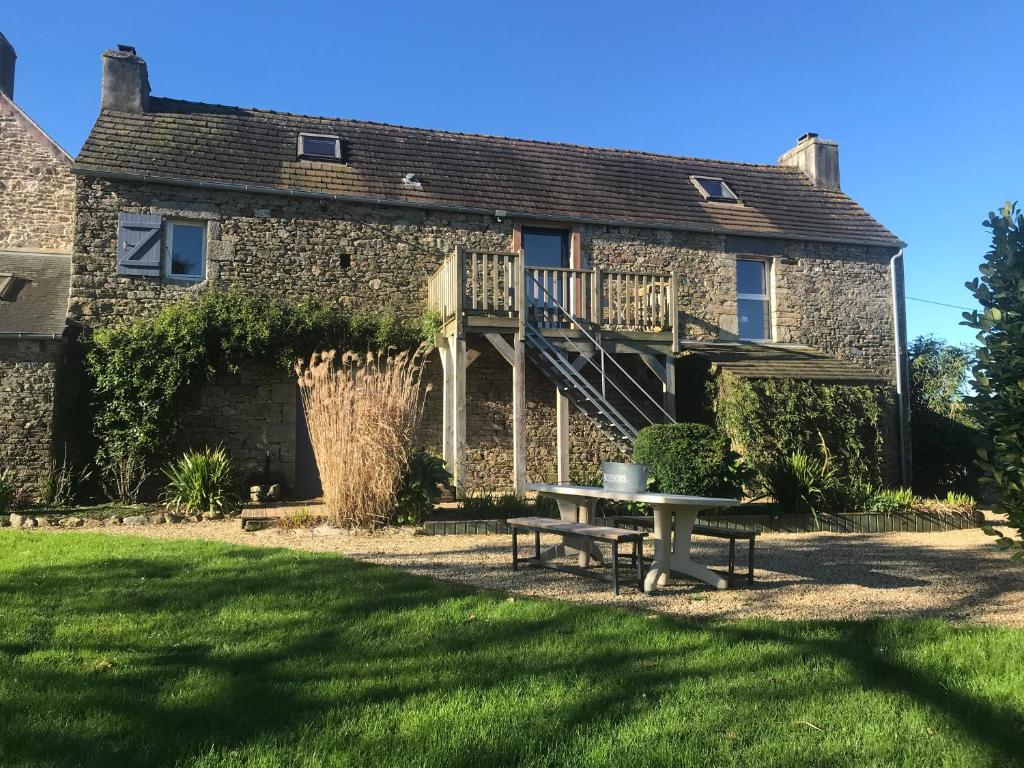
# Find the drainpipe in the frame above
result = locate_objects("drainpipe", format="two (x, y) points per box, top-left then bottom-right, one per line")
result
(890, 249), (909, 486)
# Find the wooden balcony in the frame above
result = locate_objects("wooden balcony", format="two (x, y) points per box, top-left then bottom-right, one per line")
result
(426, 247), (679, 353)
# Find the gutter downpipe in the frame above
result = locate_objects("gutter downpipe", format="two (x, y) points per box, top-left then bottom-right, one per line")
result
(890, 248), (909, 487)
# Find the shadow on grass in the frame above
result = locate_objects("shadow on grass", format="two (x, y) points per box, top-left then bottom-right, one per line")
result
(0, 532), (1021, 767)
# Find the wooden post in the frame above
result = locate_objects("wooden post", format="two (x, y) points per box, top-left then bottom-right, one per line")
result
(512, 249), (527, 495)
(591, 266), (602, 327)
(556, 387), (570, 483)
(452, 336), (467, 498)
(670, 271), (680, 353)
(438, 337), (454, 471)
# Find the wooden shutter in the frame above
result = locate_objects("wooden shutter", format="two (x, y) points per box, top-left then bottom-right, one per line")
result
(116, 213), (163, 276)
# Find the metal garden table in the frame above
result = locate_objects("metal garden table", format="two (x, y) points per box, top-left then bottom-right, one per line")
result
(527, 483), (740, 591)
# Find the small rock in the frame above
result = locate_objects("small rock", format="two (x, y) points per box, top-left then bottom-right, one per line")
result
(0, 517), (9, 528)
(147, 513), (165, 525)
(266, 484), (281, 501)
(105, 516), (122, 526)
(186, 514), (201, 523)
(59, 516), (83, 528)
(249, 485), (266, 503)
(9, 513), (27, 529)
(82, 518), (102, 528)
(22, 517), (37, 529)
(203, 511), (223, 521)
(163, 512), (182, 524)
(35, 517), (51, 528)
(242, 519), (264, 532)
(122, 514), (148, 525)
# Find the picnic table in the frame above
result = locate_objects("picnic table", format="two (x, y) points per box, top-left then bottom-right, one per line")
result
(527, 483), (741, 592)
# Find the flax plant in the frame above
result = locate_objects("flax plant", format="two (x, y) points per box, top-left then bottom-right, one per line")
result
(295, 346), (429, 528)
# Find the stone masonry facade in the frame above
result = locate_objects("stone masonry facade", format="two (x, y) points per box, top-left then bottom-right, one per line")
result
(0, 339), (63, 489)
(70, 176), (902, 492)
(0, 99), (75, 252)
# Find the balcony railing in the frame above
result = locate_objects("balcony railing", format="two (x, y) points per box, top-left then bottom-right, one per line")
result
(426, 246), (677, 335)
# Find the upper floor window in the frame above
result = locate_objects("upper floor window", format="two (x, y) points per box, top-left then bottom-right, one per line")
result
(165, 222), (206, 280)
(521, 227), (569, 268)
(736, 258), (770, 341)
(691, 176), (740, 203)
(298, 133), (342, 161)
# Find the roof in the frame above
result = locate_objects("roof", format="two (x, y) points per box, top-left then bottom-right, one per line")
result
(75, 98), (903, 248)
(0, 251), (70, 336)
(681, 342), (889, 385)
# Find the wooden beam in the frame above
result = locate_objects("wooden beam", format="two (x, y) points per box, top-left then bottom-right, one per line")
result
(639, 353), (667, 383)
(556, 388), (570, 483)
(664, 354), (677, 420)
(483, 333), (515, 367)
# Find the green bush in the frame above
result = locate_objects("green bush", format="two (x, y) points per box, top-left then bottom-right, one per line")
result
(632, 422), (744, 497)
(869, 487), (914, 514)
(86, 289), (425, 499)
(715, 374), (888, 484)
(393, 450), (449, 525)
(759, 450), (834, 517)
(457, 494), (557, 520)
(161, 446), (240, 515)
(0, 469), (16, 515)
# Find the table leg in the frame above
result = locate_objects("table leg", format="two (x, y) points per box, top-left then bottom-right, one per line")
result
(643, 505), (672, 593)
(669, 508), (728, 590)
(538, 496), (603, 565)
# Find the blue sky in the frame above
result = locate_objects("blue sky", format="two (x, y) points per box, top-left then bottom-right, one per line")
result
(6, 1), (1020, 347)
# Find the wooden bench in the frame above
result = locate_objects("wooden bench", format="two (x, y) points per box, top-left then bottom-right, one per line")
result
(507, 516), (647, 595)
(608, 515), (757, 587)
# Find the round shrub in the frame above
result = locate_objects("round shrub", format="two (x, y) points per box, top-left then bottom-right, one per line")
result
(632, 423), (742, 497)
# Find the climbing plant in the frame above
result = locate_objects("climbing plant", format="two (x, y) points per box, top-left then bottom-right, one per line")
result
(86, 288), (424, 496)
(713, 374), (889, 484)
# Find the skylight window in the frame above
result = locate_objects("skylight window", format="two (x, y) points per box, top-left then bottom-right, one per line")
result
(298, 133), (342, 161)
(691, 176), (740, 203)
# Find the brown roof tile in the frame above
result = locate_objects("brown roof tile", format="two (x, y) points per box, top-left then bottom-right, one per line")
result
(75, 98), (903, 247)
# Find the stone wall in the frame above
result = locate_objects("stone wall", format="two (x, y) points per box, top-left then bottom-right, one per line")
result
(0, 339), (62, 492)
(178, 362), (297, 488)
(0, 99), (74, 252)
(71, 176), (904, 490)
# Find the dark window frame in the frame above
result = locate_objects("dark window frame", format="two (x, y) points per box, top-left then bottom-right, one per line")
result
(691, 175), (741, 204)
(297, 133), (343, 162)
(520, 226), (571, 269)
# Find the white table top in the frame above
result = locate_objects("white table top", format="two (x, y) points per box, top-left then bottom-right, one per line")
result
(527, 483), (740, 508)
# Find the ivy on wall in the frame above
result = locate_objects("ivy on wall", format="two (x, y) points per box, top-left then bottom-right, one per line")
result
(85, 289), (425, 481)
(713, 373), (890, 484)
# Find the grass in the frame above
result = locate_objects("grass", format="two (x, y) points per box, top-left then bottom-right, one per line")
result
(0, 533), (1022, 768)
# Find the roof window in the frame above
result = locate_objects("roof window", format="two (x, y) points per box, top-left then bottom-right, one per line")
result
(691, 176), (740, 203)
(0, 273), (16, 301)
(298, 133), (342, 161)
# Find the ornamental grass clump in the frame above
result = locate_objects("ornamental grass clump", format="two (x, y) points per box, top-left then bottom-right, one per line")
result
(295, 347), (429, 528)
(161, 446), (240, 515)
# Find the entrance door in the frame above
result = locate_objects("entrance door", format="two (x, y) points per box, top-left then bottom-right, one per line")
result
(522, 227), (570, 325)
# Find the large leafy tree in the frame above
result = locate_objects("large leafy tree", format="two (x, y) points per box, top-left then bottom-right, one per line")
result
(907, 336), (982, 496)
(963, 203), (1024, 556)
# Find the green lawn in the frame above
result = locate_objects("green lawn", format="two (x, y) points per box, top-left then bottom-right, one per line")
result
(0, 533), (1021, 768)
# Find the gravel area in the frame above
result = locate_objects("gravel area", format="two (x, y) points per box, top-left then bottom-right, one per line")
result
(51, 520), (1024, 626)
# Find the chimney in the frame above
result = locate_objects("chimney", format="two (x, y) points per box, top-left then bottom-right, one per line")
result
(778, 132), (840, 191)
(0, 32), (16, 100)
(100, 44), (149, 113)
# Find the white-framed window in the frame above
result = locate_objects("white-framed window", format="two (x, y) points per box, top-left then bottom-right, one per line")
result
(297, 133), (342, 161)
(691, 175), (741, 203)
(164, 221), (206, 281)
(736, 258), (771, 341)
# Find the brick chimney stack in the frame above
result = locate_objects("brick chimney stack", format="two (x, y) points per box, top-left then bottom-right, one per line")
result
(100, 45), (149, 113)
(0, 32), (16, 100)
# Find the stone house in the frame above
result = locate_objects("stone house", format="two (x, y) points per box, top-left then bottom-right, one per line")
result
(68, 45), (908, 496)
(0, 33), (76, 490)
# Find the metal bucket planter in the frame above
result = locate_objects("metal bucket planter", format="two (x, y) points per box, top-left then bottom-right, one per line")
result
(602, 461), (649, 493)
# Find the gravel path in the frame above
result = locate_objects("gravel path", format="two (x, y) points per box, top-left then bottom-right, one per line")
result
(54, 520), (1024, 626)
